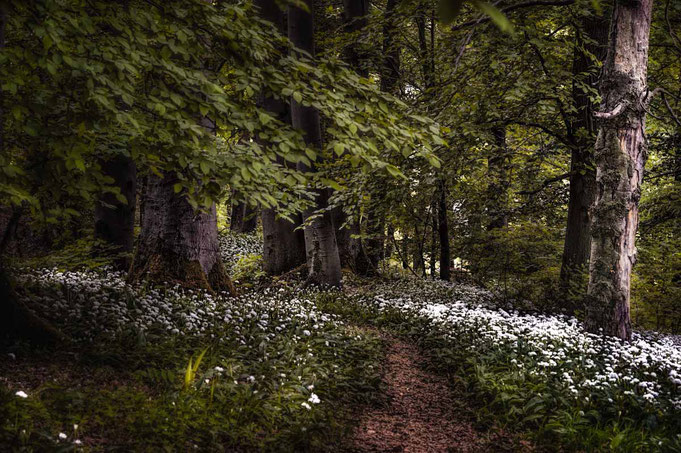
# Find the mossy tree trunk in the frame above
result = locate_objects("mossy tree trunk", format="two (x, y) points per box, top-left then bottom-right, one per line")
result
(560, 11), (610, 308)
(289, 0), (342, 287)
(586, 0), (654, 340)
(255, 0), (307, 276)
(132, 173), (236, 295)
(94, 153), (137, 270)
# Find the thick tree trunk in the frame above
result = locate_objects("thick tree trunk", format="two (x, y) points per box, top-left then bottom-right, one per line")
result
(438, 181), (451, 281)
(586, 0), (653, 340)
(132, 174), (236, 295)
(289, 0), (342, 287)
(487, 126), (510, 230)
(94, 154), (136, 270)
(0, 6), (63, 345)
(230, 199), (258, 234)
(253, 0), (307, 276)
(560, 12), (610, 305)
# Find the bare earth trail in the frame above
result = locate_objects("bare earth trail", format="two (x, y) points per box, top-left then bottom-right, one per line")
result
(347, 335), (528, 453)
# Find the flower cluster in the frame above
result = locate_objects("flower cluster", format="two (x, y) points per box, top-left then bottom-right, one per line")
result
(355, 279), (681, 415)
(218, 231), (263, 270)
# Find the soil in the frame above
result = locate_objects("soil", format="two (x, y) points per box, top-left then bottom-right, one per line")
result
(348, 335), (530, 453)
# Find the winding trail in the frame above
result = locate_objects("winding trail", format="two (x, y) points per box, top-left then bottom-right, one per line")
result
(349, 335), (525, 453)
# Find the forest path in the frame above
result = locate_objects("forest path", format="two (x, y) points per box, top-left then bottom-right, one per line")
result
(348, 334), (524, 453)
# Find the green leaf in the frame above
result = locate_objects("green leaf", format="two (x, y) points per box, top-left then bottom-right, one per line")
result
(293, 92), (303, 103)
(173, 183), (183, 193)
(333, 143), (345, 156)
(472, 1), (514, 33)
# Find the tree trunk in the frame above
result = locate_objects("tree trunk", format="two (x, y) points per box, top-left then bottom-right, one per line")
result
(253, 0), (307, 276)
(332, 207), (360, 270)
(487, 126), (510, 230)
(0, 5), (64, 345)
(381, 0), (401, 94)
(586, 0), (654, 340)
(560, 11), (610, 305)
(230, 199), (258, 234)
(94, 154), (136, 270)
(438, 181), (451, 281)
(132, 173), (235, 294)
(430, 201), (437, 277)
(334, 0), (369, 271)
(289, 0), (342, 287)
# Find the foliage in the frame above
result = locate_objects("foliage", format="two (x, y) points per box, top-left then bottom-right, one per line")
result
(319, 278), (681, 451)
(2, 270), (383, 450)
(0, 0), (443, 226)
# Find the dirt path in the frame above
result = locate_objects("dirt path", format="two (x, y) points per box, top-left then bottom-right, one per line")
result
(349, 336), (523, 453)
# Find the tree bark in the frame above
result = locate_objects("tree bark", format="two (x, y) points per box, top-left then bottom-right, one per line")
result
(381, 0), (401, 94)
(438, 180), (451, 281)
(334, 0), (369, 271)
(586, 0), (654, 340)
(230, 199), (258, 234)
(289, 0), (342, 287)
(487, 126), (510, 230)
(559, 11), (610, 305)
(253, 0), (308, 276)
(132, 173), (236, 294)
(94, 153), (137, 270)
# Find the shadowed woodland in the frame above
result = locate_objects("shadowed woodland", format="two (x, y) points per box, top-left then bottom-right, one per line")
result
(1, 0), (681, 451)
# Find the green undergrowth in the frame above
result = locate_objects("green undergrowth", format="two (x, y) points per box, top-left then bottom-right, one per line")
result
(1, 286), (383, 452)
(315, 286), (681, 453)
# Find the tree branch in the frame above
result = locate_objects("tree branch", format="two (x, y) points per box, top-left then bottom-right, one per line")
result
(594, 102), (626, 119)
(517, 172), (570, 195)
(450, 0), (575, 31)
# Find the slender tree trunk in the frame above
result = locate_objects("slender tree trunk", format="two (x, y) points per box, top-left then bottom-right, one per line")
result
(560, 11), (610, 305)
(401, 234), (409, 269)
(289, 0), (342, 287)
(254, 0), (307, 276)
(430, 201), (437, 277)
(332, 207), (360, 270)
(381, 0), (401, 94)
(94, 154), (136, 270)
(334, 0), (369, 270)
(586, 0), (654, 340)
(487, 126), (510, 230)
(230, 199), (258, 234)
(438, 180), (451, 281)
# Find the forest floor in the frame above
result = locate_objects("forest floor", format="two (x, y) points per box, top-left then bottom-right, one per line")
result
(2, 234), (681, 451)
(348, 332), (524, 453)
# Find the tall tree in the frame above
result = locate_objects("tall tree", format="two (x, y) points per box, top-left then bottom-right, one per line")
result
(332, 0), (369, 270)
(486, 126), (510, 230)
(94, 153), (137, 270)
(381, 0), (401, 95)
(560, 10), (610, 304)
(255, 0), (308, 276)
(132, 172), (235, 294)
(230, 199), (258, 234)
(289, 0), (342, 286)
(586, 0), (654, 340)
(438, 180), (451, 280)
